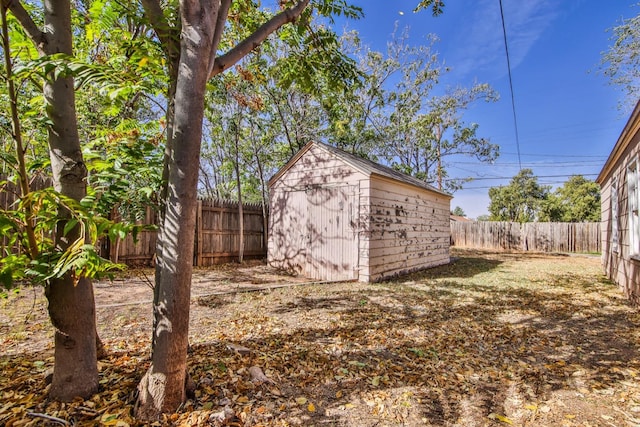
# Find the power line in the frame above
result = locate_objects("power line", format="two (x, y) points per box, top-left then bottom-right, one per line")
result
(499, 0), (522, 171)
(449, 160), (604, 166)
(464, 173), (599, 181)
(499, 152), (607, 158)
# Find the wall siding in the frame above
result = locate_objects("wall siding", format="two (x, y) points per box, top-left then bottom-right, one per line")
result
(366, 176), (450, 281)
(600, 121), (640, 305)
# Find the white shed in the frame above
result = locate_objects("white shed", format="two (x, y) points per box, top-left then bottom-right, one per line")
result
(268, 141), (452, 282)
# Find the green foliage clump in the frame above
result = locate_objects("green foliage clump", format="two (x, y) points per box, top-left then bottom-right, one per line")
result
(488, 171), (600, 223)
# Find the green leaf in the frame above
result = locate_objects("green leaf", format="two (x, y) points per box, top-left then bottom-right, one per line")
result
(62, 219), (79, 237)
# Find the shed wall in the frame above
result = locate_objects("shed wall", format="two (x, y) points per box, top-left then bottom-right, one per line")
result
(365, 176), (450, 281)
(268, 145), (367, 281)
(600, 129), (640, 305)
(268, 143), (451, 283)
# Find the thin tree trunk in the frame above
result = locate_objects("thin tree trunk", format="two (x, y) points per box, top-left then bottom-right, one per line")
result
(234, 123), (244, 263)
(254, 147), (269, 251)
(0, 2), (37, 258)
(136, 0), (313, 419)
(7, 1), (102, 399)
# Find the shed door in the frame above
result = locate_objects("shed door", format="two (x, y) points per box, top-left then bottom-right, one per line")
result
(305, 185), (358, 281)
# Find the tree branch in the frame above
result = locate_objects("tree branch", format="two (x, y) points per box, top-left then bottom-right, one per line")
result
(207, 0), (231, 77)
(209, 0), (310, 78)
(141, 0), (178, 61)
(4, 0), (45, 53)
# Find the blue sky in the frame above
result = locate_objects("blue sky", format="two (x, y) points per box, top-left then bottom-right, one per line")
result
(331, 1), (637, 218)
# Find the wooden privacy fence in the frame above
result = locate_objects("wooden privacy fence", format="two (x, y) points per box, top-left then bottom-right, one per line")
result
(110, 198), (267, 266)
(450, 221), (601, 253)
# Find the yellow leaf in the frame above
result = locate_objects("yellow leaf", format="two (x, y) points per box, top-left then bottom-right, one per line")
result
(371, 376), (380, 386)
(138, 57), (149, 68)
(565, 414), (576, 419)
(308, 403), (316, 412)
(488, 413), (513, 425)
(237, 396), (249, 403)
(336, 390), (343, 398)
(295, 397), (307, 405)
(525, 404), (538, 411)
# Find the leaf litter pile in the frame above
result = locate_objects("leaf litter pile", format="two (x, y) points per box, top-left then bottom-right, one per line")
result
(2, 249), (640, 426)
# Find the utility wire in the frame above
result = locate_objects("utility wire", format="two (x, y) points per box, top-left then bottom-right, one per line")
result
(465, 173), (599, 181)
(499, 0), (522, 170)
(499, 152), (607, 158)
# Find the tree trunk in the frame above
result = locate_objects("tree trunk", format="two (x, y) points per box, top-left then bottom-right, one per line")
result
(45, 277), (98, 400)
(42, 0), (98, 401)
(136, 1), (217, 420)
(255, 148), (269, 250)
(234, 124), (244, 263)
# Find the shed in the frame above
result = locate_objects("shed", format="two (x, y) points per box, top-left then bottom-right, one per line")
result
(597, 100), (640, 305)
(268, 141), (452, 282)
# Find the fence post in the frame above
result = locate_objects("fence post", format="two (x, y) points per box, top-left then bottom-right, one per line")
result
(196, 199), (203, 266)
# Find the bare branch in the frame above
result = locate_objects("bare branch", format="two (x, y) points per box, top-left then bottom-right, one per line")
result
(4, 0), (45, 53)
(210, 0), (310, 78)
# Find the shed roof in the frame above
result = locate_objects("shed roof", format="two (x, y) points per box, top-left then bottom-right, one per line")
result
(597, 99), (640, 184)
(270, 141), (452, 198)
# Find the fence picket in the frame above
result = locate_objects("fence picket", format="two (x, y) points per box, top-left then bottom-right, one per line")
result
(451, 221), (601, 253)
(110, 199), (267, 266)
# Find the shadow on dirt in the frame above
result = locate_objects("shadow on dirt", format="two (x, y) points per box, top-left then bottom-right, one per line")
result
(2, 251), (639, 427)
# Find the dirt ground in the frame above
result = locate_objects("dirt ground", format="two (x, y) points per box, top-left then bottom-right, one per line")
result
(2, 249), (640, 426)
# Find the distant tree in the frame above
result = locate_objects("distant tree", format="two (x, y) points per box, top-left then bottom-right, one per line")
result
(330, 29), (499, 192)
(600, 6), (640, 112)
(476, 214), (490, 221)
(488, 169), (550, 222)
(452, 206), (466, 216)
(539, 175), (601, 222)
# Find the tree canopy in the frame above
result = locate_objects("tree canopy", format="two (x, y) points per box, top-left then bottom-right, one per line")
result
(600, 4), (640, 112)
(488, 169), (549, 223)
(488, 171), (600, 223)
